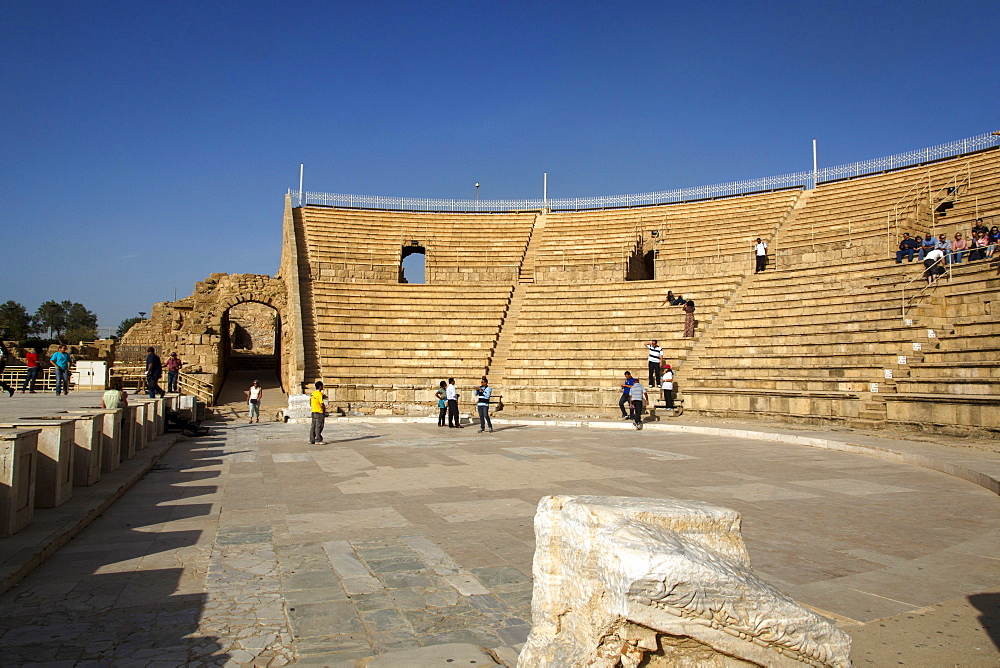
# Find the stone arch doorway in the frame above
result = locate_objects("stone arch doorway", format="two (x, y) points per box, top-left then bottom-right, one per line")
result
(121, 273), (293, 403)
(220, 300), (282, 384)
(400, 243), (426, 284)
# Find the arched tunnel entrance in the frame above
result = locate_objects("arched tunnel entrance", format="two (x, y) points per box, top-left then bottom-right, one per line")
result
(217, 301), (285, 417)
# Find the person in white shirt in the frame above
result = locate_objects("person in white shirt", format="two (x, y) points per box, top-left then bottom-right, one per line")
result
(446, 377), (463, 428)
(644, 341), (663, 387)
(247, 380), (264, 423)
(754, 237), (768, 273)
(662, 364), (675, 409)
(923, 248), (945, 284)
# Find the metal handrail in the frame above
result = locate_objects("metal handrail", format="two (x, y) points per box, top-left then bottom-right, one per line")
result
(291, 132), (999, 213)
(177, 373), (215, 406)
(0, 367), (62, 392)
(889, 162), (974, 253)
(108, 365), (215, 406)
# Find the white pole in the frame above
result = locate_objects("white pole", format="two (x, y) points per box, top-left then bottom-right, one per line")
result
(812, 139), (818, 189)
(299, 163), (304, 207)
(543, 172), (548, 210)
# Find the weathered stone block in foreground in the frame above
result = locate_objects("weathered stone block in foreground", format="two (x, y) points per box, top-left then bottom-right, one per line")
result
(518, 495), (851, 668)
(284, 394), (312, 423)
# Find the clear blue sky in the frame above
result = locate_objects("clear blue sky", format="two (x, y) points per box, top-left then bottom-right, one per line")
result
(2, 1), (996, 332)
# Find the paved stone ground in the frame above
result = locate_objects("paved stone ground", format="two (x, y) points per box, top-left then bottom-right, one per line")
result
(0, 390), (998, 665)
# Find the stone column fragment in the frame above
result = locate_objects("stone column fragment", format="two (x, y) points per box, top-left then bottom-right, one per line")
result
(518, 495), (852, 668)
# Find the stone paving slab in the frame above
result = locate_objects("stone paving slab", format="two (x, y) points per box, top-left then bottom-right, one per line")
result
(0, 396), (998, 664)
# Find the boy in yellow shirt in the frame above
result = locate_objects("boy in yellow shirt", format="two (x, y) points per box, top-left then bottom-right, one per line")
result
(309, 381), (327, 445)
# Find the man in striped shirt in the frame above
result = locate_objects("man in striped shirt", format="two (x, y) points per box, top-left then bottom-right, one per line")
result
(645, 340), (663, 387)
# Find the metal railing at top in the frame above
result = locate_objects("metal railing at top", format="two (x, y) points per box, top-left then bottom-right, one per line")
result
(291, 132), (1000, 213)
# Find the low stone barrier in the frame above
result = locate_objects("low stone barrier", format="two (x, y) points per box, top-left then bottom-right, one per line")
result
(131, 403), (148, 451)
(0, 420), (74, 509)
(0, 429), (38, 537)
(120, 406), (138, 460)
(68, 414), (103, 487)
(74, 408), (123, 474)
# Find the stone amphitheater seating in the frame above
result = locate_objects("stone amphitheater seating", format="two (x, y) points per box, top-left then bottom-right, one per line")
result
(680, 258), (927, 424)
(497, 276), (742, 412)
(299, 207), (536, 283)
(536, 189), (800, 280)
(779, 148), (1000, 264)
(886, 265), (1000, 430)
(311, 283), (510, 391)
(289, 145), (1000, 434)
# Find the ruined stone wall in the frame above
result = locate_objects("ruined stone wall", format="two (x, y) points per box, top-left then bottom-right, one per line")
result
(121, 273), (290, 395)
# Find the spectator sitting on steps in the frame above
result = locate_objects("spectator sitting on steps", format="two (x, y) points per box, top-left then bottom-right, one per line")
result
(951, 233), (968, 264)
(895, 233), (918, 263)
(918, 234), (936, 260)
(660, 291), (687, 306)
(969, 231), (988, 261)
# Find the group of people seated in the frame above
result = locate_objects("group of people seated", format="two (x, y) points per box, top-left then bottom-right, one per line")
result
(895, 219), (998, 266)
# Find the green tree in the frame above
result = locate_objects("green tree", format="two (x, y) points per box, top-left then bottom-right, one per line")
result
(116, 316), (142, 339)
(33, 300), (67, 338)
(66, 302), (98, 332)
(0, 300), (32, 340)
(64, 326), (99, 343)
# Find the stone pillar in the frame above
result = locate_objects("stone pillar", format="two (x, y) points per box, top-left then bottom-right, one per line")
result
(120, 406), (137, 461)
(81, 408), (122, 474)
(0, 428), (38, 537)
(152, 397), (167, 435)
(131, 403), (148, 451)
(69, 414), (103, 487)
(135, 399), (161, 441)
(0, 420), (74, 509)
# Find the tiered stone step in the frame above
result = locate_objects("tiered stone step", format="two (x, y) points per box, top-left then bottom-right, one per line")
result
(680, 257), (937, 423)
(299, 207), (535, 283)
(533, 190), (798, 280)
(497, 276), (743, 412)
(310, 283), (512, 395)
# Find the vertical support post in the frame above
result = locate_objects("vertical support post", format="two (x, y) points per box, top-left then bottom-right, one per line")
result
(887, 212), (892, 256)
(812, 139), (818, 189)
(543, 172), (548, 211)
(299, 164), (304, 207)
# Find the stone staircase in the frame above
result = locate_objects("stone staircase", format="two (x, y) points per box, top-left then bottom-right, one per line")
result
(488, 214), (546, 383)
(516, 212), (546, 284)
